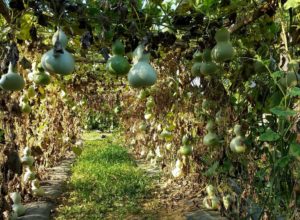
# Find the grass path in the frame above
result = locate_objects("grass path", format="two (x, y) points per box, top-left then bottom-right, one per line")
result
(55, 131), (153, 220)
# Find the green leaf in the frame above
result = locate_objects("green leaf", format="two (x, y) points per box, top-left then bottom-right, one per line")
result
(275, 156), (291, 168)
(284, 0), (300, 9)
(259, 129), (280, 142)
(288, 87), (300, 97)
(271, 71), (284, 80)
(289, 143), (300, 159)
(17, 13), (34, 40)
(204, 161), (219, 177)
(270, 106), (296, 117)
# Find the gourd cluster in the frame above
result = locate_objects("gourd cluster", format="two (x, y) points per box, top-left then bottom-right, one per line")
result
(203, 185), (233, 211)
(21, 147), (45, 196)
(107, 41), (157, 88)
(191, 28), (234, 78)
(191, 28), (248, 154)
(203, 117), (247, 154)
(0, 28), (76, 95)
(10, 147), (45, 218)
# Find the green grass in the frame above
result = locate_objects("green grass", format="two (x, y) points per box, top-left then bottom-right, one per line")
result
(81, 130), (107, 140)
(55, 133), (152, 220)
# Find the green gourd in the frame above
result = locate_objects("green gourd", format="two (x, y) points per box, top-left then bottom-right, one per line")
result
(200, 49), (217, 75)
(10, 192), (26, 217)
(107, 40), (131, 76)
(42, 49), (75, 75)
(191, 51), (202, 76)
(203, 120), (219, 146)
(212, 28), (234, 62)
(20, 102), (31, 114)
(52, 28), (68, 48)
(21, 147), (34, 166)
(230, 124), (246, 153)
(182, 134), (189, 145)
(215, 110), (225, 125)
(203, 195), (220, 210)
(42, 29), (74, 75)
(31, 180), (45, 197)
(112, 39), (125, 55)
(26, 86), (36, 98)
(33, 64), (51, 85)
(206, 185), (216, 197)
(0, 63), (25, 91)
(23, 167), (35, 183)
(179, 145), (192, 156)
(128, 45), (157, 88)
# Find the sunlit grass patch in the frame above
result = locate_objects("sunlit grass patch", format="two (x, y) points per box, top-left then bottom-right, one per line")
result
(55, 133), (152, 220)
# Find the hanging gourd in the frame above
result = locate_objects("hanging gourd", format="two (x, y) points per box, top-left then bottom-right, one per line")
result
(200, 49), (217, 75)
(19, 95), (29, 113)
(212, 28), (234, 62)
(31, 179), (45, 197)
(52, 28), (68, 48)
(20, 101), (31, 114)
(19, 95), (31, 114)
(0, 62), (25, 91)
(21, 147), (34, 166)
(203, 185), (220, 210)
(215, 110), (225, 125)
(10, 192), (26, 217)
(106, 40), (131, 76)
(203, 120), (219, 146)
(32, 63), (51, 85)
(179, 145), (192, 156)
(222, 195), (232, 210)
(179, 134), (193, 156)
(23, 167), (35, 183)
(182, 134), (189, 145)
(229, 124), (246, 153)
(42, 28), (75, 75)
(191, 50), (202, 76)
(25, 86), (36, 98)
(171, 159), (184, 178)
(128, 44), (157, 88)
